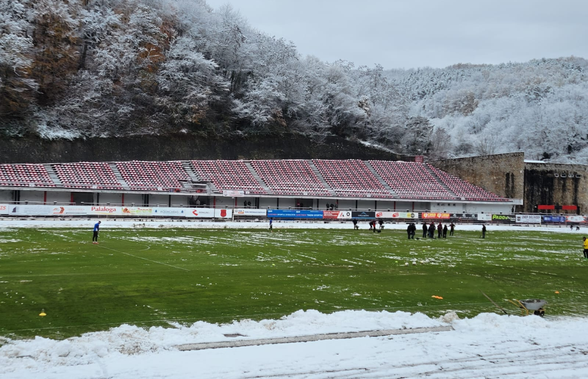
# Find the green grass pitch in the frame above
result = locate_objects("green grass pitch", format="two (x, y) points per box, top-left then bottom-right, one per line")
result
(0, 227), (587, 340)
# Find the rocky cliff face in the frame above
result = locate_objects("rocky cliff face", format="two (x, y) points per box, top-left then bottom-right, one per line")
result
(0, 134), (403, 163)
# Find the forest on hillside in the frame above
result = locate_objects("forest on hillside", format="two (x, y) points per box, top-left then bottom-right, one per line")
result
(2, 0), (588, 163)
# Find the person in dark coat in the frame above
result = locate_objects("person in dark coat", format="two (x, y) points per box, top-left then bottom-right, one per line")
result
(450, 223), (455, 236)
(406, 223), (415, 239)
(422, 223), (428, 238)
(482, 224), (487, 238)
(428, 223), (436, 239)
(437, 223), (443, 239)
(443, 224), (448, 238)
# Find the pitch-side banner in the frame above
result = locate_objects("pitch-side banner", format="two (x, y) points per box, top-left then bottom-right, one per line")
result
(542, 216), (566, 223)
(351, 211), (376, 219)
(233, 209), (267, 217)
(53, 205), (90, 215)
(566, 215), (586, 223)
(421, 212), (451, 219)
(477, 214), (492, 221)
(152, 208), (190, 217)
(375, 211), (418, 219)
(267, 210), (323, 219)
(492, 214), (514, 221)
(185, 208), (232, 218)
(516, 214), (542, 223)
(88, 206), (121, 215)
(3, 205), (234, 218)
(323, 210), (353, 220)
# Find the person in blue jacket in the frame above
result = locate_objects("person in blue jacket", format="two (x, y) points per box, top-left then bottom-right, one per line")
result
(92, 221), (101, 244)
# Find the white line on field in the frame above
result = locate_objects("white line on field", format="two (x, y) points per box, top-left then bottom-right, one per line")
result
(99, 245), (190, 272)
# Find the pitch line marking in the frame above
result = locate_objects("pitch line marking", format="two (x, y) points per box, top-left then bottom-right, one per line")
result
(99, 245), (190, 272)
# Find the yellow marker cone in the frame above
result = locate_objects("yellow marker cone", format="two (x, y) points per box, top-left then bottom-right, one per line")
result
(39, 309), (46, 317)
(555, 291), (560, 294)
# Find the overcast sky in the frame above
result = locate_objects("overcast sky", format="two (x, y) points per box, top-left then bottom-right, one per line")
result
(205, 0), (588, 69)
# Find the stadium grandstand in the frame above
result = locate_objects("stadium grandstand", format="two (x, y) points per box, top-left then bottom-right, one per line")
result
(0, 159), (517, 220)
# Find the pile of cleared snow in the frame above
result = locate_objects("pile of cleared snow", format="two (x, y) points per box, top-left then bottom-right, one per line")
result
(0, 310), (441, 365)
(2, 310), (588, 378)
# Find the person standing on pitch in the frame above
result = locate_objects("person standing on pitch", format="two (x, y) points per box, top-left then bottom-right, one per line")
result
(482, 224), (487, 239)
(422, 222), (427, 238)
(583, 236), (588, 259)
(269, 218), (273, 232)
(92, 221), (101, 244)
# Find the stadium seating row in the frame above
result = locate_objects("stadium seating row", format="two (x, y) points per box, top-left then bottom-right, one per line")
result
(0, 160), (509, 202)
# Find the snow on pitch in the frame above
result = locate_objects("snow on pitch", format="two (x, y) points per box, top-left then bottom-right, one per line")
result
(1, 220), (588, 378)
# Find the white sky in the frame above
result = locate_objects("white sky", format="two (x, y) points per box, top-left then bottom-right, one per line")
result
(205, 0), (588, 69)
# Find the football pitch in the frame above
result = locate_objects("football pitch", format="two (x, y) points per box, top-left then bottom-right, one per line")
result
(0, 227), (587, 340)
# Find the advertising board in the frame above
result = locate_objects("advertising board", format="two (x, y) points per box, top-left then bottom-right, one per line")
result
(214, 209), (232, 218)
(185, 208), (215, 218)
(52, 206), (90, 215)
(89, 206), (121, 215)
(351, 211), (376, 219)
(375, 211), (418, 219)
(516, 214), (542, 224)
(542, 216), (566, 223)
(0, 204), (9, 215)
(477, 214), (492, 221)
(323, 210), (353, 220)
(267, 210), (324, 219)
(152, 208), (188, 217)
(421, 212), (451, 219)
(566, 215), (586, 223)
(233, 209), (267, 217)
(491, 214), (514, 222)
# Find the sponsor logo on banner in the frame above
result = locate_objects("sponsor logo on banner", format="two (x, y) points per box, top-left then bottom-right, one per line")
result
(323, 211), (340, 219)
(91, 206), (119, 215)
(351, 211), (376, 219)
(477, 214), (492, 221)
(542, 216), (566, 223)
(52, 206), (88, 215)
(153, 208), (185, 216)
(422, 213), (450, 219)
(234, 209), (267, 216)
(516, 214), (542, 223)
(187, 208), (215, 218)
(267, 210), (324, 219)
(492, 214), (514, 221)
(0, 204), (8, 215)
(215, 209), (232, 218)
(323, 211), (352, 220)
(376, 211), (417, 219)
(14, 205), (54, 216)
(566, 215), (586, 223)
(122, 207), (152, 215)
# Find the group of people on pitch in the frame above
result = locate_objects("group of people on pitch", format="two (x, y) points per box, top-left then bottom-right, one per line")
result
(419, 222), (455, 239)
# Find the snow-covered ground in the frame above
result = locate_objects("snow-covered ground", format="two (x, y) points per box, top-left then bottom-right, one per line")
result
(2, 219), (588, 378)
